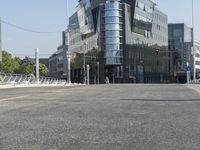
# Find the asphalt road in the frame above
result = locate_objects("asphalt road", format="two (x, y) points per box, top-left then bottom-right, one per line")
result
(0, 84), (200, 150)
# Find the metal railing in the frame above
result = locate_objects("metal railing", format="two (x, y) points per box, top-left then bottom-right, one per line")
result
(0, 73), (68, 85)
(190, 79), (200, 84)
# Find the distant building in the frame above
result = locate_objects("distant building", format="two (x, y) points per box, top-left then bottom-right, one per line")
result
(39, 59), (49, 69)
(168, 23), (193, 83)
(194, 40), (200, 78)
(48, 30), (71, 79)
(48, 52), (58, 78)
(67, 0), (169, 83)
(57, 31), (68, 79)
(28, 58), (49, 69)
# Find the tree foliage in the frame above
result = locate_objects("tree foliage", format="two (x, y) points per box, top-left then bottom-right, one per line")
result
(39, 64), (48, 76)
(1, 51), (48, 76)
(19, 58), (35, 75)
(1, 51), (20, 73)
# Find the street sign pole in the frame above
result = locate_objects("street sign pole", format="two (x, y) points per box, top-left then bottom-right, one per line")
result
(186, 62), (190, 84)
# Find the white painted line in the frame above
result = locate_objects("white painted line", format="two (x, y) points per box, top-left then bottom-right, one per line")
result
(0, 96), (28, 102)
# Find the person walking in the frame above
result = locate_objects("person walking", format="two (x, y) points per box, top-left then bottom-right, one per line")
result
(105, 76), (110, 84)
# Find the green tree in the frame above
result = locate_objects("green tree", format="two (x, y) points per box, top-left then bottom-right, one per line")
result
(19, 58), (34, 75)
(39, 64), (48, 76)
(0, 75), (3, 81)
(1, 51), (20, 73)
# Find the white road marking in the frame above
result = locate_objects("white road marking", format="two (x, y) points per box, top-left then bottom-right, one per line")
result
(0, 96), (28, 102)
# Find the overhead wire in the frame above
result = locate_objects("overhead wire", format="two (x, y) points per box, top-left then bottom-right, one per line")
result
(1, 19), (63, 34)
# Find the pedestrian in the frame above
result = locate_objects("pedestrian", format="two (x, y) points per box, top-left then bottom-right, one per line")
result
(105, 76), (110, 84)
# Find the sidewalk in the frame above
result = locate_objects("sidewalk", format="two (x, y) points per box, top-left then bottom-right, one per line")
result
(0, 83), (83, 89)
(185, 84), (200, 94)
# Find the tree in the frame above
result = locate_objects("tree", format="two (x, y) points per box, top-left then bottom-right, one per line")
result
(18, 58), (34, 75)
(1, 51), (20, 73)
(0, 75), (3, 81)
(39, 64), (48, 76)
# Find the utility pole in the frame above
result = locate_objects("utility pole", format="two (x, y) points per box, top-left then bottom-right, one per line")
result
(0, 17), (2, 63)
(192, 0), (196, 81)
(66, 0), (71, 84)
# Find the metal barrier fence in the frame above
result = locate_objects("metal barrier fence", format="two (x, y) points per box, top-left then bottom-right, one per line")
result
(0, 73), (67, 85)
(190, 79), (200, 84)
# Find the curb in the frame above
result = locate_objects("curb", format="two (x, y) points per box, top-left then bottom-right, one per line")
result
(0, 84), (85, 89)
(184, 84), (200, 94)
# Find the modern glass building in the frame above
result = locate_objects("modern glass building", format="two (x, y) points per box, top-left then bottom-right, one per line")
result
(68, 0), (169, 83)
(168, 23), (193, 83)
(104, 1), (123, 65)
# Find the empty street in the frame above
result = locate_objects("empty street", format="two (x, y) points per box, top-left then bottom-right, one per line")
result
(0, 84), (200, 150)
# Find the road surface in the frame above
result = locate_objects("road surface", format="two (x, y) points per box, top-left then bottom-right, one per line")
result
(0, 84), (200, 150)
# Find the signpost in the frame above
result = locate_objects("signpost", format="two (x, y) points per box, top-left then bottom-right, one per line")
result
(186, 62), (191, 84)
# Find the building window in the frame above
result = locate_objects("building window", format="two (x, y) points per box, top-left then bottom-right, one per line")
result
(116, 65), (123, 77)
(129, 64), (135, 77)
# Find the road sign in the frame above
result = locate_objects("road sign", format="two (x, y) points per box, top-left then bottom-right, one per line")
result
(186, 66), (192, 72)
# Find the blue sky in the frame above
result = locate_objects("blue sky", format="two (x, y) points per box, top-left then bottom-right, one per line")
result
(0, 0), (199, 58)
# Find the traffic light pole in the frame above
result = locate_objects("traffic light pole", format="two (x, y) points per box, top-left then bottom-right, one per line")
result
(0, 17), (2, 63)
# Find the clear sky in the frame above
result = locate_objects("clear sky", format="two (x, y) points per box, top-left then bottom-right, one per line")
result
(0, 0), (199, 58)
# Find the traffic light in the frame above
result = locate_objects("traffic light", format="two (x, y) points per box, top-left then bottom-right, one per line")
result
(156, 49), (159, 55)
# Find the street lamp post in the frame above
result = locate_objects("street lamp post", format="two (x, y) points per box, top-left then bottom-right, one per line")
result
(192, 0), (196, 81)
(0, 17), (2, 63)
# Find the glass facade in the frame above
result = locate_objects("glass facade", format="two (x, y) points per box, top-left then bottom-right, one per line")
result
(133, 0), (154, 36)
(105, 24), (120, 30)
(105, 31), (120, 37)
(68, 0), (169, 83)
(104, 1), (123, 65)
(168, 23), (193, 82)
